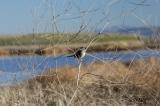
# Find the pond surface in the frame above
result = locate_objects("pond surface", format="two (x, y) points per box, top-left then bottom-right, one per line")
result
(0, 49), (160, 85)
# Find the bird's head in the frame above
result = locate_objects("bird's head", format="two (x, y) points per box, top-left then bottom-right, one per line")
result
(79, 47), (86, 51)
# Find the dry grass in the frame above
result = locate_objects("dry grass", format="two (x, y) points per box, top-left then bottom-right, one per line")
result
(0, 40), (145, 56)
(0, 49), (10, 56)
(144, 36), (160, 49)
(0, 33), (144, 56)
(0, 57), (160, 106)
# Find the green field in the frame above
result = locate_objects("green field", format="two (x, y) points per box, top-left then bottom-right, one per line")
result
(0, 33), (140, 46)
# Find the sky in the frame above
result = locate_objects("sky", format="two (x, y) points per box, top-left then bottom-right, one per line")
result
(0, 0), (160, 34)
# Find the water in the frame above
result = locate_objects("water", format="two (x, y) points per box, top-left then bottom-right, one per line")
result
(0, 49), (160, 85)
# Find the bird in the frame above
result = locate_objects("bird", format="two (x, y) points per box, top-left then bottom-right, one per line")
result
(67, 47), (86, 61)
